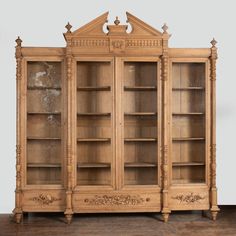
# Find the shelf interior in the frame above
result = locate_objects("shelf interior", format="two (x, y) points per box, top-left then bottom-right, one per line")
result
(76, 61), (113, 186)
(123, 61), (158, 186)
(27, 61), (62, 185)
(171, 62), (206, 185)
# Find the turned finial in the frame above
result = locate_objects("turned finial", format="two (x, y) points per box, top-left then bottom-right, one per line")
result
(162, 23), (168, 34)
(211, 38), (217, 47)
(15, 36), (22, 47)
(114, 16), (120, 25)
(65, 22), (72, 33)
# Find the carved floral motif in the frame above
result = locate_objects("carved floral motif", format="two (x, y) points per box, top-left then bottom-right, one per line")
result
(172, 193), (205, 204)
(31, 194), (61, 205)
(84, 195), (146, 205)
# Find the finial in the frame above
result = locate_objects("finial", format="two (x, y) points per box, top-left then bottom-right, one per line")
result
(211, 38), (217, 47)
(114, 16), (120, 25)
(162, 23), (168, 34)
(15, 36), (22, 47)
(65, 22), (72, 33)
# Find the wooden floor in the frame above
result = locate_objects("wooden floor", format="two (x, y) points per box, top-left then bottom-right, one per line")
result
(1, 206), (236, 236)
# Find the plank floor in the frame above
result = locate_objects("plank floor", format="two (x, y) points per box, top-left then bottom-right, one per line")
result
(1, 206), (236, 236)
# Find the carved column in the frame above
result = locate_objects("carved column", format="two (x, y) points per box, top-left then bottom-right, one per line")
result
(161, 24), (171, 222)
(64, 23), (73, 224)
(210, 38), (220, 220)
(13, 36), (23, 223)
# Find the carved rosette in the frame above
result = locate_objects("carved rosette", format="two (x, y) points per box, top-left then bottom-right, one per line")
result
(31, 194), (61, 205)
(84, 195), (147, 206)
(109, 39), (125, 53)
(172, 193), (206, 204)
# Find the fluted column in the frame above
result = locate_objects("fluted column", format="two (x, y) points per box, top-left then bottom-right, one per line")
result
(13, 36), (23, 223)
(210, 38), (220, 220)
(161, 24), (171, 223)
(64, 23), (74, 224)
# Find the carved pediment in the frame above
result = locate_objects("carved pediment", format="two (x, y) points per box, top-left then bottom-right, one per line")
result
(126, 12), (162, 36)
(71, 12), (109, 36)
(63, 12), (170, 55)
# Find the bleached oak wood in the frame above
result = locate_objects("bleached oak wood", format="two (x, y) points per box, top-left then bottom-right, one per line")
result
(14, 12), (219, 224)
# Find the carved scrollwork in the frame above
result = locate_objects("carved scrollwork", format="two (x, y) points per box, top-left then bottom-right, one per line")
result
(112, 40), (123, 49)
(109, 39), (125, 52)
(84, 195), (147, 206)
(172, 193), (205, 204)
(31, 194), (61, 205)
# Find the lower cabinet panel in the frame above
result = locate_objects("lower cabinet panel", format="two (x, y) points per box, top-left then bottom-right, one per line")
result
(169, 186), (209, 210)
(73, 190), (161, 213)
(22, 190), (66, 212)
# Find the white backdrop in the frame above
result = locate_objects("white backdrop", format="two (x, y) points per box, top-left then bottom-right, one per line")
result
(0, 0), (235, 213)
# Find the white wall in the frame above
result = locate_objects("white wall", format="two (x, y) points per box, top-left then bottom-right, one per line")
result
(0, 0), (235, 213)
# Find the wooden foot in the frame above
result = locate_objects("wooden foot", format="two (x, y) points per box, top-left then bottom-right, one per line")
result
(202, 210), (206, 217)
(211, 211), (218, 221)
(162, 213), (169, 223)
(15, 213), (22, 224)
(65, 214), (73, 224)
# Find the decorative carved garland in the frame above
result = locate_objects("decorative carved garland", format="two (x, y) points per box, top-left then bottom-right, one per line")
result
(172, 193), (205, 204)
(31, 194), (61, 205)
(84, 195), (148, 206)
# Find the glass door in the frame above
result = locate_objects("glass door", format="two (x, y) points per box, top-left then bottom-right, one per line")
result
(171, 62), (207, 184)
(26, 61), (63, 185)
(122, 60), (160, 186)
(76, 59), (114, 186)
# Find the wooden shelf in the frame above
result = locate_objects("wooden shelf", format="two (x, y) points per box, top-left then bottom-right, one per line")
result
(77, 112), (111, 116)
(27, 180), (61, 185)
(27, 137), (61, 140)
(27, 163), (61, 168)
(173, 162), (205, 167)
(77, 138), (111, 142)
(125, 162), (157, 168)
(27, 86), (61, 90)
(172, 112), (204, 115)
(124, 86), (157, 91)
(172, 179), (205, 185)
(172, 87), (205, 90)
(77, 86), (111, 91)
(125, 112), (157, 116)
(124, 138), (157, 142)
(173, 137), (205, 141)
(27, 112), (61, 115)
(77, 163), (110, 168)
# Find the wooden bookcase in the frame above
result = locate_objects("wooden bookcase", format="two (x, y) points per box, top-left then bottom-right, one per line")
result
(13, 12), (219, 223)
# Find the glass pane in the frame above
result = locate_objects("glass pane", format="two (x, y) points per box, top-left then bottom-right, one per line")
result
(123, 62), (158, 185)
(172, 63), (206, 184)
(76, 61), (113, 186)
(26, 61), (62, 185)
